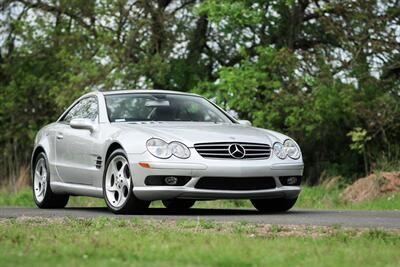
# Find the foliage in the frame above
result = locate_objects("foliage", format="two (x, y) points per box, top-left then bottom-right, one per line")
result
(1, 0), (399, 185)
(347, 128), (371, 154)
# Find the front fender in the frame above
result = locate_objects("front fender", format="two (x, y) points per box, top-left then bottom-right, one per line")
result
(101, 125), (149, 157)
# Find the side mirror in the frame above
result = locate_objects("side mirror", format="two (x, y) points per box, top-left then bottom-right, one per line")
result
(226, 109), (239, 119)
(70, 118), (96, 132)
(238, 120), (252, 126)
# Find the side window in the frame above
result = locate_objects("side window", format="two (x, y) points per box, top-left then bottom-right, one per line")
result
(62, 97), (98, 123)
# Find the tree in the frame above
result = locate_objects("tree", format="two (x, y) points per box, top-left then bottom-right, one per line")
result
(0, 0), (399, 185)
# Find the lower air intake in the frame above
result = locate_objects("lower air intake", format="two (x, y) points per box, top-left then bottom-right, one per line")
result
(195, 177), (276, 191)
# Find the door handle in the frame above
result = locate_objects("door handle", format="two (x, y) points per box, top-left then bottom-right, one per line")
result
(56, 133), (64, 140)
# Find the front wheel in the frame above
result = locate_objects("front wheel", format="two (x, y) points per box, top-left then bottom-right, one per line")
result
(33, 152), (69, 208)
(251, 197), (298, 213)
(162, 199), (196, 211)
(103, 149), (150, 214)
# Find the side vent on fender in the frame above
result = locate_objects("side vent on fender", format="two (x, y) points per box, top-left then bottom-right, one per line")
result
(95, 156), (102, 169)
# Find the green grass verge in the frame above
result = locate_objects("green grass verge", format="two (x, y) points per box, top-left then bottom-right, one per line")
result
(296, 186), (400, 210)
(0, 186), (400, 210)
(0, 187), (107, 208)
(1, 186), (399, 210)
(0, 218), (399, 267)
(191, 188), (400, 210)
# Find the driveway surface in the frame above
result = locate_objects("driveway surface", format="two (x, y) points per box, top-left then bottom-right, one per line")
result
(1, 207), (399, 228)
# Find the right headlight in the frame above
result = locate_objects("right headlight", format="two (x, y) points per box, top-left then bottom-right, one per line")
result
(146, 138), (172, 159)
(146, 138), (191, 159)
(168, 141), (191, 159)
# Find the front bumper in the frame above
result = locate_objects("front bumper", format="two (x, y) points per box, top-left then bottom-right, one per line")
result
(127, 150), (304, 201)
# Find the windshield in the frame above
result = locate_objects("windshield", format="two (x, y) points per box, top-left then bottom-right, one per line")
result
(105, 93), (233, 123)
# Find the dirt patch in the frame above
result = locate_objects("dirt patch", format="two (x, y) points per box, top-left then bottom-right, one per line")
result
(380, 172), (400, 193)
(321, 176), (342, 189)
(342, 172), (400, 203)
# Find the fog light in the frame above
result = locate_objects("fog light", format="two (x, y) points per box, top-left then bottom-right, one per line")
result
(286, 176), (297, 185)
(164, 176), (178, 185)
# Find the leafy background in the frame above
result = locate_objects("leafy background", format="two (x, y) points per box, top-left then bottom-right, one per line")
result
(1, 0), (399, 187)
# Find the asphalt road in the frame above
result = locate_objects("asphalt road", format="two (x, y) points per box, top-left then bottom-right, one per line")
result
(1, 207), (399, 228)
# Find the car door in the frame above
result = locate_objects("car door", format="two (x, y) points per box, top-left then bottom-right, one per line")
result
(54, 96), (100, 185)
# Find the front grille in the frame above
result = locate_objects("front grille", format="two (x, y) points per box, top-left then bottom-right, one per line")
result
(194, 142), (271, 159)
(195, 177), (276, 191)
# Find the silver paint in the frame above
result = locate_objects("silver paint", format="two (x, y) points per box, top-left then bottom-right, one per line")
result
(32, 90), (304, 201)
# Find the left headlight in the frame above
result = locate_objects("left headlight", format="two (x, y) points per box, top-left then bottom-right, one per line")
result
(273, 142), (287, 159)
(284, 139), (300, 159)
(273, 139), (301, 160)
(146, 138), (191, 159)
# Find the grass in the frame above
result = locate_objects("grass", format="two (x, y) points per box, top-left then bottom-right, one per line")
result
(1, 186), (399, 210)
(0, 187), (106, 208)
(0, 217), (399, 267)
(296, 186), (400, 210)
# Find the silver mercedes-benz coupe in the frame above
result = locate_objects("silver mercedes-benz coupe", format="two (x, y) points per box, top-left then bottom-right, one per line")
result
(32, 90), (303, 214)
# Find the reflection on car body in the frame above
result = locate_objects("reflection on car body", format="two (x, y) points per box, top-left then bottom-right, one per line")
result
(32, 90), (303, 214)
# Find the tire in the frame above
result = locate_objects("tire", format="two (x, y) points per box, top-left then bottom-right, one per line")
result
(162, 199), (196, 211)
(32, 152), (69, 208)
(251, 197), (298, 213)
(103, 149), (150, 214)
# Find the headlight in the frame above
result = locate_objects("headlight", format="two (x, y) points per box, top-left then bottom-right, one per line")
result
(273, 139), (301, 160)
(284, 139), (300, 159)
(273, 142), (286, 159)
(146, 138), (172, 159)
(146, 138), (190, 159)
(168, 141), (191, 159)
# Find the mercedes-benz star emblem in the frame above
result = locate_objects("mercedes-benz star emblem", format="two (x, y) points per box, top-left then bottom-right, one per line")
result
(228, 143), (246, 159)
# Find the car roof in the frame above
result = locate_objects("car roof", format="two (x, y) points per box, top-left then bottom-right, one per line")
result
(100, 89), (200, 97)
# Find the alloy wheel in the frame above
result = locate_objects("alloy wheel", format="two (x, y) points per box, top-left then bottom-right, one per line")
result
(33, 157), (47, 203)
(105, 155), (132, 208)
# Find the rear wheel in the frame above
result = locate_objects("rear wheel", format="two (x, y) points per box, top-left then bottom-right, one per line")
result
(162, 199), (196, 211)
(32, 152), (69, 208)
(103, 149), (150, 214)
(251, 197), (297, 213)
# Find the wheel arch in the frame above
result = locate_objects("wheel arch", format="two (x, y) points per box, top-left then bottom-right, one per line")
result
(105, 142), (126, 162)
(31, 146), (46, 169)
(31, 146), (47, 182)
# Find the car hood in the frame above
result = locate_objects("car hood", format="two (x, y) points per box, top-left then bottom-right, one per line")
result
(115, 122), (288, 147)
